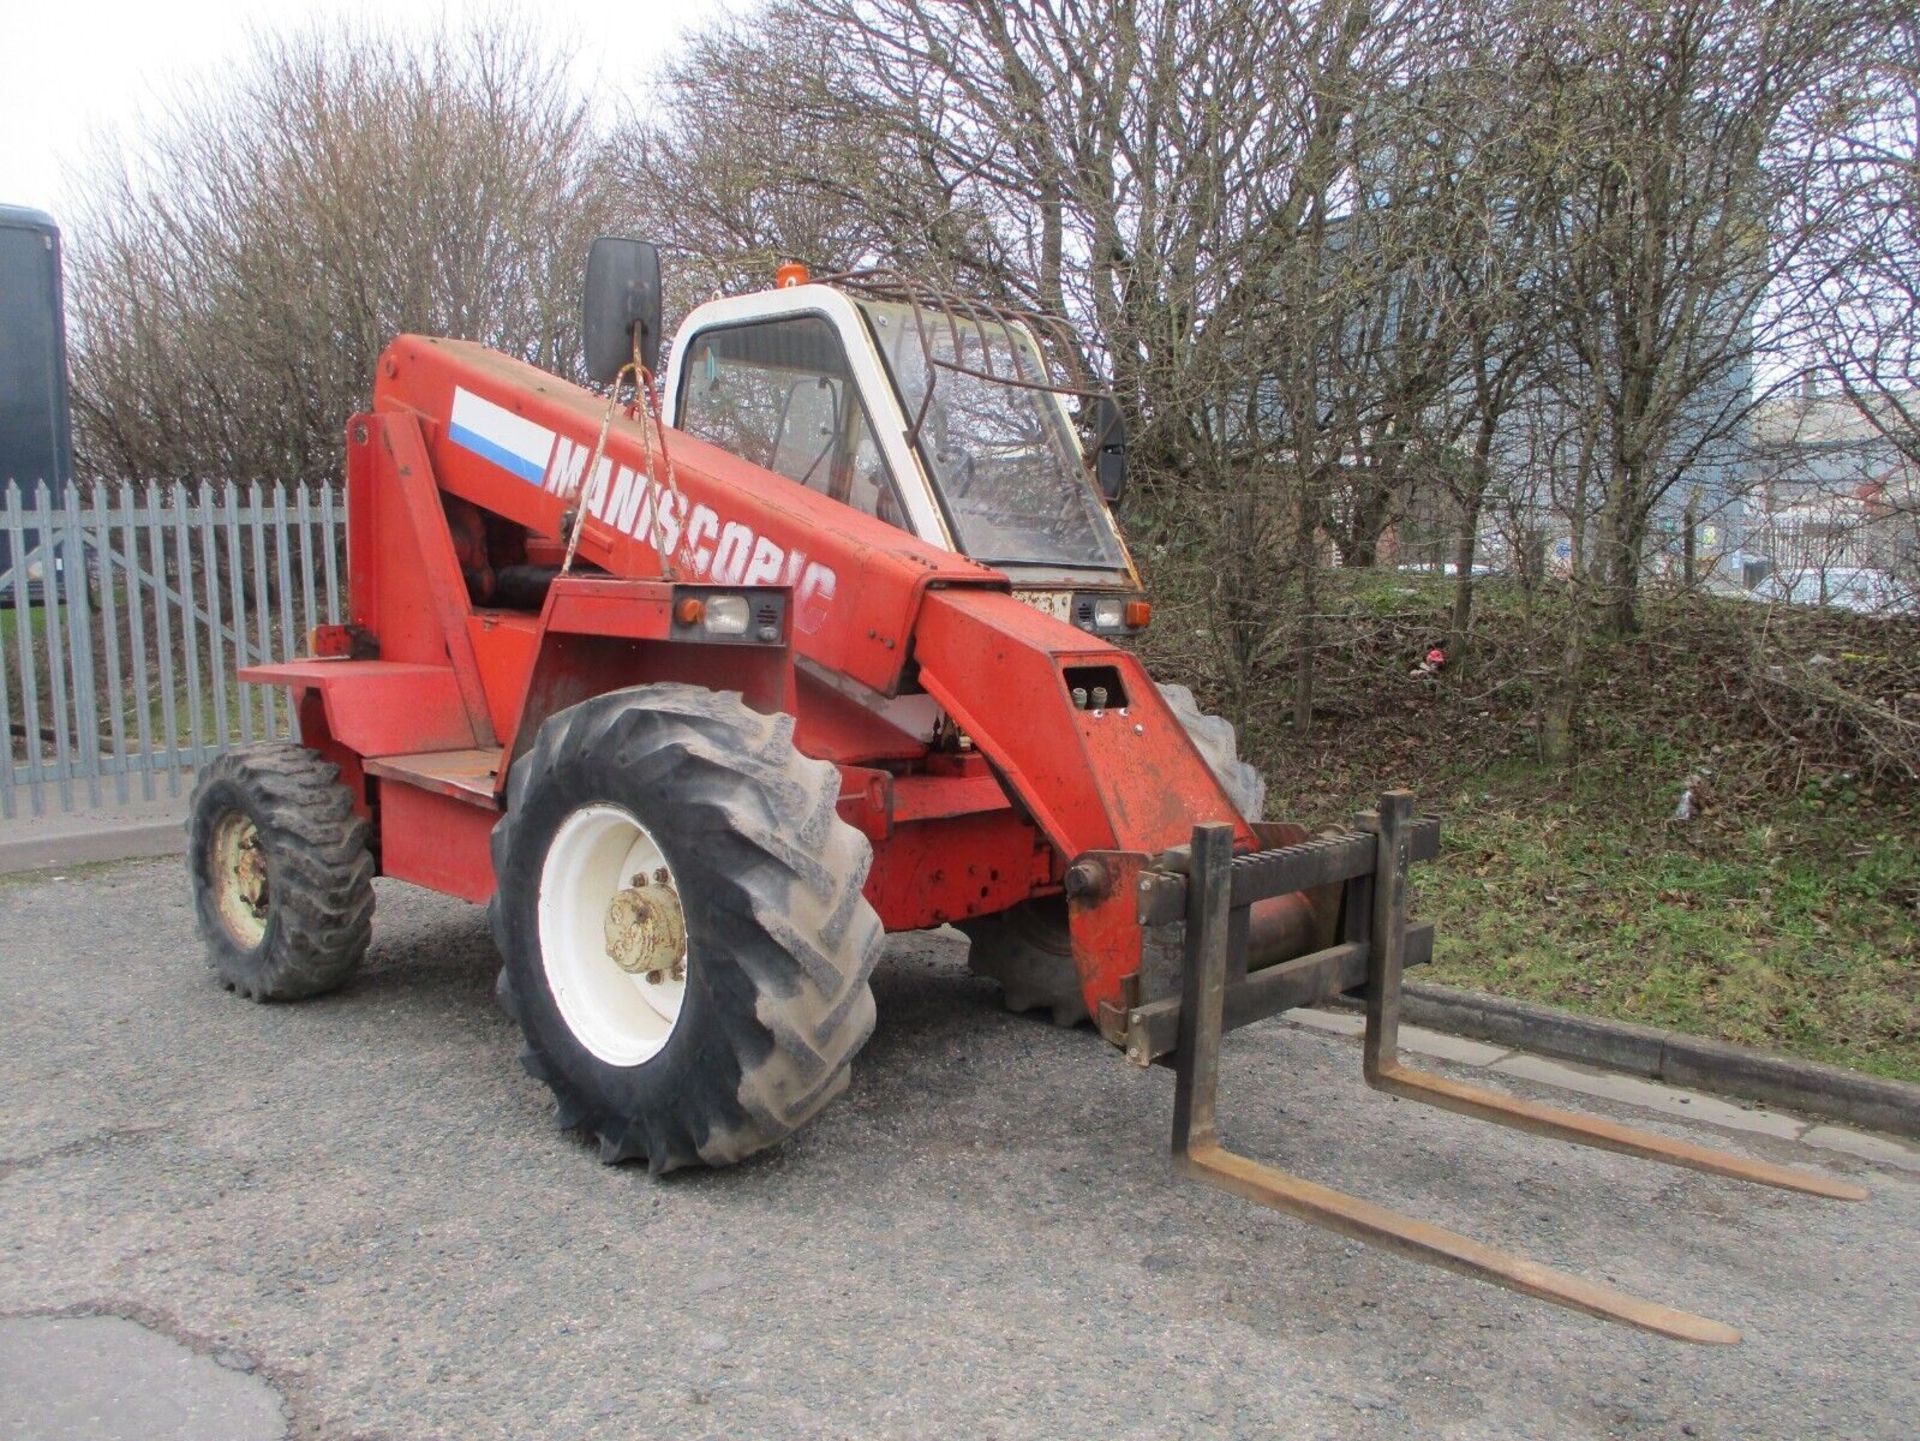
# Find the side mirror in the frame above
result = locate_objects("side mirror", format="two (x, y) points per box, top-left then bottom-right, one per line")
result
(1090, 394), (1128, 504)
(583, 237), (663, 384)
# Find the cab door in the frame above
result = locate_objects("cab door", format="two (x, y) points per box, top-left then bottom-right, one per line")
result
(666, 287), (955, 551)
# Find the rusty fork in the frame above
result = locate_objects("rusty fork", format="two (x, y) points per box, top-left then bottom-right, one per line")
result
(1169, 796), (1867, 1346)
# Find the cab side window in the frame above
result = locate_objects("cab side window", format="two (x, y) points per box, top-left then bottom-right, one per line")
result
(678, 316), (904, 528)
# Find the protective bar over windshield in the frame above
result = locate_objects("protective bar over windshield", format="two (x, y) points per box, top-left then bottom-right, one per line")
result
(857, 298), (1127, 571)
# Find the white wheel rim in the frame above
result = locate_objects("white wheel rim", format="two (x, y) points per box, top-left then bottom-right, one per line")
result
(537, 804), (688, 1067)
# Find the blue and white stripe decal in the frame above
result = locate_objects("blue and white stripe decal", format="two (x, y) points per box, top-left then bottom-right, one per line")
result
(449, 387), (556, 486)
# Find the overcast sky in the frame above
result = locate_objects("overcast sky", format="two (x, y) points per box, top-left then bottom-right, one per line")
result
(0, 0), (738, 224)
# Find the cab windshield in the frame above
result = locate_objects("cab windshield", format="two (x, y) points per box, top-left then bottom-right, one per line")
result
(858, 299), (1127, 571)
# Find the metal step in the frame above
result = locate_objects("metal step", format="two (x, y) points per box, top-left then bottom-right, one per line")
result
(363, 748), (503, 808)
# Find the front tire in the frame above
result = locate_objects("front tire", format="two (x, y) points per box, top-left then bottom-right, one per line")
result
(489, 684), (883, 1172)
(960, 681), (1264, 1026)
(1156, 683), (1266, 820)
(187, 744), (374, 1000)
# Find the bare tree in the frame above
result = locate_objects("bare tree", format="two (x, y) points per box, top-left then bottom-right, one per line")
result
(1513, 0), (1876, 635)
(626, 0), (1467, 734)
(1791, 14), (1919, 486)
(613, 19), (1020, 319)
(68, 17), (621, 484)
(1409, 43), (1549, 650)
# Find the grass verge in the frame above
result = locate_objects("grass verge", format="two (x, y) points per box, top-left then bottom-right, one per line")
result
(1169, 572), (1920, 1085)
(1417, 771), (1919, 1083)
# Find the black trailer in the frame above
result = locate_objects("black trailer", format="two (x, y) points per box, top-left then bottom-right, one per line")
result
(0, 204), (76, 601)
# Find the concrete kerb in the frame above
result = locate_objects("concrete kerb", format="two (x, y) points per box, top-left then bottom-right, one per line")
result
(1398, 982), (1920, 1142)
(0, 793), (191, 876)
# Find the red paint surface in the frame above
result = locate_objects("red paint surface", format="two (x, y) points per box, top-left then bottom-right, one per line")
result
(378, 783), (497, 901)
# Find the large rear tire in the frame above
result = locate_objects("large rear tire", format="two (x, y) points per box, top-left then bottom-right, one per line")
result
(187, 744), (375, 1000)
(960, 681), (1263, 1026)
(489, 684), (883, 1172)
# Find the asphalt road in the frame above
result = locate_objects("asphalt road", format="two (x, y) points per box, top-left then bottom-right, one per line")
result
(1, 858), (1914, 1440)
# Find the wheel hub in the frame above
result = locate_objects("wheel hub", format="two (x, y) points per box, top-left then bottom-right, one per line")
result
(235, 840), (268, 912)
(210, 810), (271, 946)
(604, 869), (686, 984)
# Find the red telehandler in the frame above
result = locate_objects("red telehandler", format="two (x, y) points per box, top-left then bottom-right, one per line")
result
(189, 240), (1862, 1345)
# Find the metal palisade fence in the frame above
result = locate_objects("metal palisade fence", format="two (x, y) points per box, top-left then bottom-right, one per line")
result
(1, 480), (345, 818)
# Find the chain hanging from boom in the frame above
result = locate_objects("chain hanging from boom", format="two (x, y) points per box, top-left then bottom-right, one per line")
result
(562, 335), (690, 581)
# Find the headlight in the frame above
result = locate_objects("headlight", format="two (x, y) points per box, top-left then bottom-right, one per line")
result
(1072, 593), (1149, 632)
(702, 595), (751, 636)
(671, 588), (786, 644)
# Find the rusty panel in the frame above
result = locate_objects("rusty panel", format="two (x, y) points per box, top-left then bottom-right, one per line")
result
(890, 770), (1007, 825)
(863, 809), (1054, 930)
(344, 415), (380, 641)
(1066, 853), (1153, 1022)
(295, 687), (371, 823)
(493, 632), (797, 784)
(914, 587), (1256, 858)
(467, 613), (543, 742)
(835, 765), (894, 843)
(837, 765), (1012, 845)
(343, 420), (466, 672)
(364, 748), (502, 807)
(376, 413), (497, 746)
(794, 667), (929, 764)
(541, 576), (677, 639)
(1070, 673), (1247, 853)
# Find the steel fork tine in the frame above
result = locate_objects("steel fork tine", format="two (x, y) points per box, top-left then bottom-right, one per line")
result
(1360, 795), (1866, 1203)
(1366, 1062), (1868, 1201)
(1177, 1139), (1743, 1344)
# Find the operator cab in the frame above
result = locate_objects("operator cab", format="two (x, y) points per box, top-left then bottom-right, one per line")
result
(661, 268), (1149, 638)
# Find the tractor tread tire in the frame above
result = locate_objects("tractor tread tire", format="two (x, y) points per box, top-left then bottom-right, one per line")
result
(959, 902), (1088, 1027)
(187, 744), (375, 1001)
(960, 681), (1262, 1027)
(489, 684), (882, 1173)
(1156, 683), (1266, 821)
